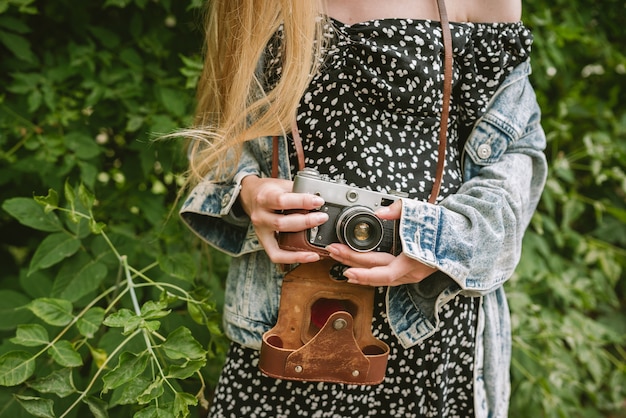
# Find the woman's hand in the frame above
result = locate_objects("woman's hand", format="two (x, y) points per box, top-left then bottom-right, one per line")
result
(239, 175), (329, 264)
(325, 200), (437, 286)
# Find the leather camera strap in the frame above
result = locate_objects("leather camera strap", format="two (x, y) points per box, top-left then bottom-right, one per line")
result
(273, 0), (452, 204)
(430, 0), (452, 204)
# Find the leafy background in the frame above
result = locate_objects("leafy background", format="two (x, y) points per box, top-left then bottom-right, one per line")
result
(0, 0), (624, 417)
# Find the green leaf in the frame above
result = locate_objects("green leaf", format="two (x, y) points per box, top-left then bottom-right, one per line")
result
(0, 16), (31, 34)
(157, 253), (196, 282)
(0, 351), (35, 386)
(126, 114), (145, 132)
(2, 197), (63, 232)
(167, 359), (206, 379)
(134, 405), (175, 418)
(28, 368), (76, 398)
(0, 290), (34, 331)
(33, 189), (59, 212)
(161, 327), (207, 361)
(20, 269), (53, 300)
(52, 254), (108, 302)
(10, 324), (49, 347)
(14, 395), (55, 418)
(65, 132), (102, 160)
(27, 88), (42, 112)
(77, 183), (96, 210)
(48, 340), (83, 368)
(103, 309), (142, 335)
(157, 86), (187, 117)
(110, 377), (151, 406)
(174, 392), (197, 418)
(102, 352), (150, 392)
(136, 378), (164, 405)
(103, 0), (133, 8)
(0, 30), (36, 62)
(77, 307), (106, 338)
(149, 114), (176, 136)
(140, 300), (170, 320)
(87, 26), (121, 49)
(89, 218), (106, 234)
(143, 320), (161, 333)
(89, 346), (108, 369)
(28, 232), (81, 275)
(64, 181), (77, 222)
(102, 309), (134, 327)
(27, 298), (74, 326)
(186, 302), (205, 326)
(83, 396), (109, 418)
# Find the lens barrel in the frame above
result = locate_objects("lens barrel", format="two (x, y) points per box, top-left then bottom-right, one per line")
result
(336, 206), (384, 252)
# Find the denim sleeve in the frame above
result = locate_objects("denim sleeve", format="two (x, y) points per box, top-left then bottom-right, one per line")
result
(399, 74), (548, 294)
(179, 138), (270, 256)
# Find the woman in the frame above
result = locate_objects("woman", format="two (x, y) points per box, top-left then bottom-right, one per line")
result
(180, 0), (547, 416)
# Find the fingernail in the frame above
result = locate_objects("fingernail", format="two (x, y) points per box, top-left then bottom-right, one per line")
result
(375, 207), (391, 215)
(312, 196), (325, 207)
(313, 212), (329, 223)
(325, 245), (338, 255)
(305, 253), (321, 262)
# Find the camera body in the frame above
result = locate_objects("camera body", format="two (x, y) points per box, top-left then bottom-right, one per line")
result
(278, 168), (404, 256)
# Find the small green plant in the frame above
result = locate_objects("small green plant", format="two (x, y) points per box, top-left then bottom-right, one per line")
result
(0, 184), (223, 417)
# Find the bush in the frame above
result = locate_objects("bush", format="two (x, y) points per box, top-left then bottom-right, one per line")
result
(0, 0), (624, 417)
(509, 0), (626, 416)
(0, 1), (229, 416)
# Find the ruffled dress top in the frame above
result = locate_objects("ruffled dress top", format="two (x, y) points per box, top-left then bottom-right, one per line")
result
(294, 18), (532, 201)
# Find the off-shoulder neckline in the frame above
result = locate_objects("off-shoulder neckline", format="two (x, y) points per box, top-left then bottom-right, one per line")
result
(327, 16), (524, 29)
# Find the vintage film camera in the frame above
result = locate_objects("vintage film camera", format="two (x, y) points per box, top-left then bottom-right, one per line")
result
(278, 168), (405, 257)
(266, 167), (401, 383)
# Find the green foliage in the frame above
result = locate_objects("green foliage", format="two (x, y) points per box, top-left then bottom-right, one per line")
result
(0, 184), (226, 417)
(0, 1), (228, 416)
(507, 1), (626, 416)
(0, 0), (624, 417)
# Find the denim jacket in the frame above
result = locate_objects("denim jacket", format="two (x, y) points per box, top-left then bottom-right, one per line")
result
(180, 60), (547, 418)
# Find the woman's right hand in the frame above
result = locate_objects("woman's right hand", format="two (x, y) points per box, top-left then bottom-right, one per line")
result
(239, 175), (329, 264)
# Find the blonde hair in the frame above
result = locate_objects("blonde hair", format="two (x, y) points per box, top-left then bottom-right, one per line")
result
(183, 0), (326, 183)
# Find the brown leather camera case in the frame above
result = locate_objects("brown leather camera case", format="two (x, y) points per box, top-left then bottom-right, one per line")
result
(259, 259), (390, 385)
(276, 227), (332, 258)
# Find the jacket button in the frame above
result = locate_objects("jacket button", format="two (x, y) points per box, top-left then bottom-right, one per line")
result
(477, 144), (492, 159)
(221, 193), (231, 207)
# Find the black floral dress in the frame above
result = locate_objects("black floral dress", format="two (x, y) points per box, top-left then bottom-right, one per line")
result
(209, 17), (532, 418)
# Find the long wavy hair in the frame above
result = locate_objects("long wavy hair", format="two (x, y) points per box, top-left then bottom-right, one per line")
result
(183, 0), (327, 184)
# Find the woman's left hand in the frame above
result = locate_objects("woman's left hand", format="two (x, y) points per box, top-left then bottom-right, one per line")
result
(325, 200), (437, 287)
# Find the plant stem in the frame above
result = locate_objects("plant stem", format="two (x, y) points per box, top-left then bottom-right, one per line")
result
(121, 254), (178, 394)
(59, 329), (142, 418)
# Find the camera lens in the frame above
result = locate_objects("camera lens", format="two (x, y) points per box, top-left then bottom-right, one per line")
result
(336, 206), (384, 252)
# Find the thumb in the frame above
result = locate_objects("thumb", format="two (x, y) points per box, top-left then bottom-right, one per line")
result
(375, 199), (403, 220)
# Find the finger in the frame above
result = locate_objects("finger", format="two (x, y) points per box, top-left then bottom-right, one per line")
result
(255, 185), (324, 212)
(254, 211), (329, 233)
(342, 263), (409, 287)
(257, 231), (321, 264)
(325, 243), (395, 268)
(342, 254), (437, 287)
(375, 199), (403, 220)
(269, 249), (322, 265)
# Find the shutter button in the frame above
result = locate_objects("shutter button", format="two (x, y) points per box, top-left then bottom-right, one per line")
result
(477, 144), (492, 159)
